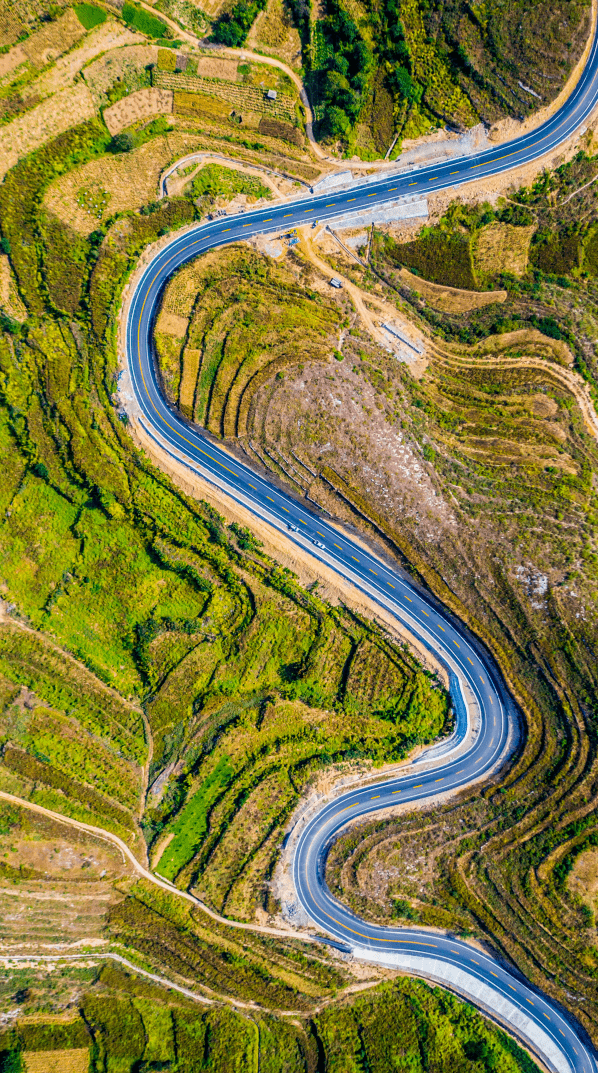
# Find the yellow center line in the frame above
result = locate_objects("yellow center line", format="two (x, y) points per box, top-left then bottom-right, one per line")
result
(421, 610), (429, 616)
(414, 784), (423, 788)
(283, 213), (292, 217)
(429, 176), (438, 181)
(405, 596), (412, 602)
(351, 556), (359, 562)
(438, 625), (445, 631)
(453, 640), (460, 647)
(371, 794), (380, 799)
(392, 789), (401, 793)
(450, 170), (460, 174)
(387, 582), (395, 588)
(242, 223), (252, 227)
(367, 192), (376, 196)
(299, 519), (307, 524)
(326, 202), (336, 206)
(249, 483), (256, 489)
(467, 657), (474, 665)
(334, 543), (343, 549)
(347, 198), (356, 201)
(369, 569), (377, 575)
(222, 227), (231, 232)
(408, 182), (418, 185)
(266, 496), (275, 502)
(435, 778), (443, 782)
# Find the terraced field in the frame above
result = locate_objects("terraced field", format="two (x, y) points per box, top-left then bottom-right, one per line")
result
(154, 69), (298, 125)
(154, 245), (342, 436)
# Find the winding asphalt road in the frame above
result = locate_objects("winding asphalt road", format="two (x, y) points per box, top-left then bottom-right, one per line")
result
(124, 37), (598, 1073)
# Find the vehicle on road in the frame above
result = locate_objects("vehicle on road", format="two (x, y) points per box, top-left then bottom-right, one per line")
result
(313, 540), (325, 549)
(287, 523), (299, 531)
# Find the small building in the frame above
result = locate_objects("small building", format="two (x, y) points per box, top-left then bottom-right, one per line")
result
(266, 88), (277, 101)
(329, 278), (342, 289)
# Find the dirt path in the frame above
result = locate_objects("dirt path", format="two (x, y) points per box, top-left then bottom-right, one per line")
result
(159, 151), (294, 200)
(134, 0), (327, 162)
(298, 228), (427, 364)
(0, 789), (313, 943)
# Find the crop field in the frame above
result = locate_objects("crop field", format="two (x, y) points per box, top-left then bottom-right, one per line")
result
(154, 68), (299, 125)
(246, 0), (302, 68)
(82, 43), (157, 108)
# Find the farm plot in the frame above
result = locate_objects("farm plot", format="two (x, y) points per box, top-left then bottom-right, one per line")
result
(83, 43), (158, 109)
(246, 0), (302, 69)
(0, 82), (95, 180)
(154, 68), (298, 124)
(43, 131), (204, 232)
(24, 1051), (90, 1073)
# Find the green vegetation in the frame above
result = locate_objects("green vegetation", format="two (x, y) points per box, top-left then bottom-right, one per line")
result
(0, 120), (448, 923)
(122, 1), (170, 39)
(383, 200), (535, 290)
(157, 755), (233, 880)
(309, 0), (372, 141)
(213, 0), (268, 46)
(0, 962), (542, 1070)
(304, 0), (590, 154)
(74, 3), (106, 30)
(190, 163), (271, 203)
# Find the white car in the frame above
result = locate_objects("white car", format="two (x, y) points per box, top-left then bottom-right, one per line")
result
(313, 540), (325, 549)
(287, 524), (299, 532)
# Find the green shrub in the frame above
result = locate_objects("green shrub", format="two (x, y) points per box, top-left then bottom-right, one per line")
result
(74, 3), (106, 29)
(212, 0), (267, 46)
(122, 2), (169, 38)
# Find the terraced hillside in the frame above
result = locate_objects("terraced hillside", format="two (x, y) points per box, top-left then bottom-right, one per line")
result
(203, 199), (598, 1043)
(146, 148), (598, 1041)
(0, 963), (541, 1071)
(0, 114), (450, 946)
(154, 245), (342, 436)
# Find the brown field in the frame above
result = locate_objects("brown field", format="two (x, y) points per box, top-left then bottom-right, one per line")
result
(173, 89), (231, 121)
(568, 848), (598, 910)
(0, 82), (95, 181)
(0, 43), (27, 82)
(196, 56), (239, 80)
(21, 8), (85, 69)
(246, 0), (302, 69)
(83, 44), (159, 108)
(472, 222), (536, 278)
(26, 21), (144, 101)
(103, 87), (174, 135)
(398, 266), (507, 313)
(0, 253), (27, 321)
(0, 0), (72, 49)
(44, 131), (206, 233)
(25, 1049), (89, 1073)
